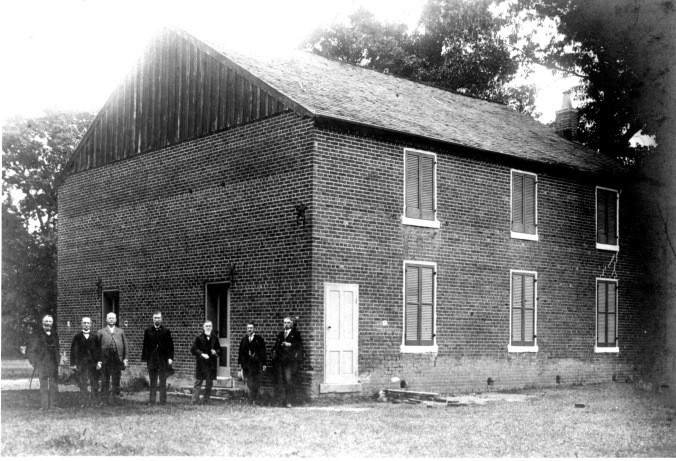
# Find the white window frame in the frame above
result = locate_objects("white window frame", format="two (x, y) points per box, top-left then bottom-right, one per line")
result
(510, 169), (539, 241)
(508, 269), (539, 353)
(595, 278), (620, 353)
(401, 148), (441, 229)
(401, 260), (438, 354)
(595, 186), (620, 252)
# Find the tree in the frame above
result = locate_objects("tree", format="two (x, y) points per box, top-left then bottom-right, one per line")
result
(413, 0), (518, 100)
(1, 201), (55, 357)
(2, 110), (94, 357)
(2, 110), (94, 241)
(304, 8), (420, 78)
(508, 0), (675, 163)
(304, 0), (521, 106)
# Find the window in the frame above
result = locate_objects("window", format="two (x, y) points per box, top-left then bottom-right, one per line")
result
(596, 187), (619, 251)
(511, 170), (538, 241)
(509, 271), (538, 352)
(596, 279), (619, 353)
(102, 290), (120, 327)
(402, 149), (440, 228)
(401, 261), (437, 353)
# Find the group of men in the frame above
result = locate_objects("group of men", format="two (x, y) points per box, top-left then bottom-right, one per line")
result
(27, 312), (303, 410)
(237, 317), (303, 407)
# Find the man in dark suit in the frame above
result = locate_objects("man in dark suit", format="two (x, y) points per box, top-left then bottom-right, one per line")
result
(28, 314), (61, 411)
(141, 311), (174, 405)
(190, 320), (222, 404)
(272, 317), (303, 408)
(70, 316), (99, 406)
(238, 322), (267, 404)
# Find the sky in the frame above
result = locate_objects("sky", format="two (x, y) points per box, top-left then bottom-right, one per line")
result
(0, 0), (578, 126)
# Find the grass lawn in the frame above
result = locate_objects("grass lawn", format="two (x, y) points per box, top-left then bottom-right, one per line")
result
(1, 382), (674, 457)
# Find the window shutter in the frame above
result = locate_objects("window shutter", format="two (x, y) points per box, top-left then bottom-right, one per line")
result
(512, 173), (524, 233)
(405, 152), (420, 219)
(512, 273), (536, 346)
(512, 273), (523, 343)
(597, 190), (608, 244)
(607, 282), (617, 346)
(524, 175), (536, 235)
(597, 281), (618, 347)
(405, 267), (419, 345)
(607, 192), (618, 246)
(420, 267), (434, 345)
(421, 156), (435, 221)
(523, 274), (535, 344)
(405, 265), (435, 346)
(597, 281), (607, 345)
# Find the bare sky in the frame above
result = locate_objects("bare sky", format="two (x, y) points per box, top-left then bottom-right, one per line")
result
(1, 0), (576, 125)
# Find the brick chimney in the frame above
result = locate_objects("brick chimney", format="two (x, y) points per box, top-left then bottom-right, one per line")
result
(554, 90), (578, 141)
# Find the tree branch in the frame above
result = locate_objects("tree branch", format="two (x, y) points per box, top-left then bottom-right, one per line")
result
(658, 206), (676, 261)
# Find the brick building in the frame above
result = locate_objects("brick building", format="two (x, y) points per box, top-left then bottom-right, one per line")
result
(57, 27), (651, 396)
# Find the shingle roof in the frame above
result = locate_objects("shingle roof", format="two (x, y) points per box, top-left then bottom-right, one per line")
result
(193, 32), (620, 175)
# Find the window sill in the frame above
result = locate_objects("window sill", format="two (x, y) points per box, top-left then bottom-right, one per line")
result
(594, 346), (619, 353)
(596, 243), (619, 252)
(508, 344), (538, 353)
(400, 344), (438, 354)
(511, 231), (539, 241)
(402, 216), (440, 229)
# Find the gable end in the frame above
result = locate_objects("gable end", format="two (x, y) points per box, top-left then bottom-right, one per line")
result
(66, 28), (295, 175)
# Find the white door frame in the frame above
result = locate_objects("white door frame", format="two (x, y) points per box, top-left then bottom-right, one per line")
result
(205, 282), (230, 379)
(321, 282), (362, 393)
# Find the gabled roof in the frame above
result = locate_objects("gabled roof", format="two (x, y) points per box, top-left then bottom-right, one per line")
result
(68, 27), (621, 177)
(183, 29), (621, 176)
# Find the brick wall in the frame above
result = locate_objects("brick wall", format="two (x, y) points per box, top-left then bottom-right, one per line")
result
(58, 112), (315, 384)
(58, 112), (653, 397)
(311, 128), (649, 394)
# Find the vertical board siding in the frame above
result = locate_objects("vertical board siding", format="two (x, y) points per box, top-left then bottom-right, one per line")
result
(70, 31), (288, 174)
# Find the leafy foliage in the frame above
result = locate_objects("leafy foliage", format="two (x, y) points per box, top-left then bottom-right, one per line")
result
(304, 8), (420, 78)
(2, 110), (94, 238)
(304, 0), (522, 107)
(508, 0), (675, 163)
(1, 110), (94, 356)
(413, 0), (518, 100)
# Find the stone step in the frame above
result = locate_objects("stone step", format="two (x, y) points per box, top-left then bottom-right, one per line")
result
(178, 386), (246, 398)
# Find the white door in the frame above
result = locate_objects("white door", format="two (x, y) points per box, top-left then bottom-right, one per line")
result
(205, 282), (230, 378)
(324, 283), (359, 385)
